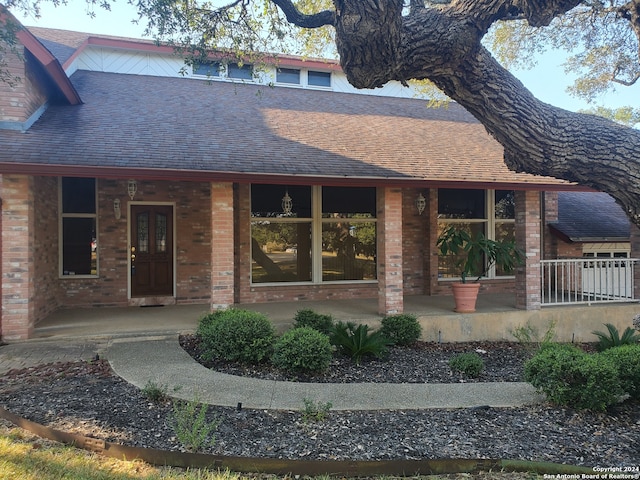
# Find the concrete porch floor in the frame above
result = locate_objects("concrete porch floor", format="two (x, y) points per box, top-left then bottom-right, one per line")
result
(30, 293), (640, 343)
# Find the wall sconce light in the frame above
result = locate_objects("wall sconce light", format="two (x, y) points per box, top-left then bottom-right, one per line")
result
(113, 198), (121, 220)
(416, 192), (426, 215)
(127, 179), (137, 200)
(281, 188), (293, 215)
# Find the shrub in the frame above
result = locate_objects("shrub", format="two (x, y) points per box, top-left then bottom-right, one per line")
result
(330, 322), (391, 364)
(449, 352), (484, 378)
(379, 314), (422, 346)
(171, 397), (219, 452)
(524, 343), (623, 411)
(271, 327), (333, 373)
(592, 323), (640, 352)
(600, 344), (640, 399)
(196, 309), (275, 363)
(301, 398), (332, 423)
(293, 309), (334, 336)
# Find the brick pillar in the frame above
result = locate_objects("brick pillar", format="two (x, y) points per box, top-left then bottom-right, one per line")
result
(1, 175), (36, 340)
(210, 182), (234, 310)
(377, 187), (403, 315)
(515, 190), (541, 310)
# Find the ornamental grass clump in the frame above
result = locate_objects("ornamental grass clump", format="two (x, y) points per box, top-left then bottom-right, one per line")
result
(196, 309), (275, 363)
(330, 321), (391, 364)
(380, 314), (422, 346)
(524, 343), (623, 411)
(449, 352), (484, 378)
(271, 327), (333, 373)
(293, 309), (334, 336)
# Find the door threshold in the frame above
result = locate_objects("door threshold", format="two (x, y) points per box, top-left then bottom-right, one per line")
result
(129, 296), (176, 307)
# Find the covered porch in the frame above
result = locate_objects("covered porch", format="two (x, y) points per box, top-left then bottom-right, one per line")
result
(31, 293), (639, 343)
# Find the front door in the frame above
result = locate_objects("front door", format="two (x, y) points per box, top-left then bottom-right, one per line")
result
(130, 205), (174, 297)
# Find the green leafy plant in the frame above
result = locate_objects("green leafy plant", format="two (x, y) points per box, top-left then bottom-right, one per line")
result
(171, 397), (220, 453)
(592, 323), (640, 352)
(510, 319), (557, 353)
(379, 314), (422, 346)
(524, 343), (623, 411)
(293, 309), (334, 336)
(142, 380), (169, 403)
(600, 344), (640, 399)
(330, 321), (391, 364)
(196, 309), (275, 363)
(271, 327), (333, 373)
(436, 225), (524, 283)
(301, 398), (332, 423)
(449, 352), (485, 378)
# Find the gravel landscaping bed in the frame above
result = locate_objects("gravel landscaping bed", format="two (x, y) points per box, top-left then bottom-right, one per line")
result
(0, 341), (639, 469)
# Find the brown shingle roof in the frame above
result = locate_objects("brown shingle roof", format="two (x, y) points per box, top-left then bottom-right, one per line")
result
(0, 70), (572, 187)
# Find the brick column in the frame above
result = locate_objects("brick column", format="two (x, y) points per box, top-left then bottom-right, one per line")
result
(377, 187), (403, 315)
(210, 182), (234, 310)
(1, 175), (36, 340)
(515, 190), (541, 310)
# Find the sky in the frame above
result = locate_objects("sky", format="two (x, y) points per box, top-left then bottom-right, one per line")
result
(11, 0), (640, 113)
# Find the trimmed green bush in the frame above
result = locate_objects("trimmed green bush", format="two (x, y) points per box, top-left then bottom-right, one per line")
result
(380, 314), (422, 346)
(524, 343), (623, 411)
(271, 327), (333, 373)
(449, 352), (484, 378)
(196, 309), (275, 363)
(592, 323), (640, 351)
(293, 309), (334, 336)
(600, 344), (640, 399)
(330, 321), (391, 364)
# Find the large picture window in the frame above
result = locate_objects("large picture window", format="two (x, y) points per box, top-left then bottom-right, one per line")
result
(438, 189), (515, 279)
(60, 177), (97, 277)
(251, 185), (376, 284)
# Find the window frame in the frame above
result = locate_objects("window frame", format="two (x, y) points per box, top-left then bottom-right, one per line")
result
(307, 70), (332, 88)
(437, 189), (515, 281)
(59, 177), (98, 278)
(250, 185), (377, 285)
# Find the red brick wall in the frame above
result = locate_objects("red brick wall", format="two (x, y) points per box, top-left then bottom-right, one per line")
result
(1, 175), (36, 340)
(378, 187), (404, 314)
(515, 190), (541, 309)
(402, 189), (427, 295)
(0, 48), (48, 126)
(33, 176), (61, 320)
(211, 182), (234, 309)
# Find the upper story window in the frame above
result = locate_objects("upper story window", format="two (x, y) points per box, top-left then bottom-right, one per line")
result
(60, 177), (98, 277)
(308, 70), (331, 88)
(227, 62), (253, 80)
(193, 62), (221, 77)
(276, 68), (301, 84)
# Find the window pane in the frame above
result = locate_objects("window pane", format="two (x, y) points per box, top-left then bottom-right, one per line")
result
(322, 222), (376, 281)
(495, 222), (515, 276)
(277, 68), (300, 84)
(308, 70), (331, 87)
(438, 189), (485, 219)
(62, 177), (95, 213)
(495, 190), (515, 219)
(62, 217), (96, 275)
(437, 222), (485, 279)
(251, 185), (311, 218)
(193, 62), (220, 76)
(322, 187), (376, 218)
(156, 213), (167, 253)
(228, 63), (253, 79)
(251, 222), (311, 282)
(137, 212), (149, 253)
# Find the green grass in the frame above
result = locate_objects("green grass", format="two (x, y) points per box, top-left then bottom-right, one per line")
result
(0, 421), (542, 480)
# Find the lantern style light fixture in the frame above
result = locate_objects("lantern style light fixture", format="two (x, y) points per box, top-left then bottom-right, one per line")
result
(281, 188), (293, 215)
(416, 192), (426, 215)
(127, 179), (137, 200)
(113, 198), (121, 219)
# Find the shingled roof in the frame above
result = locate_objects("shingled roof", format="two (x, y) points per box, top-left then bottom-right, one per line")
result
(0, 26), (579, 186)
(550, 192), (630, 242)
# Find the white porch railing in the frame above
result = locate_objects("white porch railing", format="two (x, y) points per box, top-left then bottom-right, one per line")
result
(541, 258), (639, 306)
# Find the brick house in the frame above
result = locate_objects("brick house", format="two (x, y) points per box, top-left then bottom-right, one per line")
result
(0, 20), (633, 341)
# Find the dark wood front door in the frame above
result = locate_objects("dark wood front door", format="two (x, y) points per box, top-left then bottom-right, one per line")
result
(130, 205), (174, 297)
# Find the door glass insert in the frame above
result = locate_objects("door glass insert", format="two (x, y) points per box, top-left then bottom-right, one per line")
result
(156, 213), (167, 253)
(138, 212), (149, 253)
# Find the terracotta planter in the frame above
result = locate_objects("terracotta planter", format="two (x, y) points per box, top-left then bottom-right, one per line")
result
(451, 282), (481, 313)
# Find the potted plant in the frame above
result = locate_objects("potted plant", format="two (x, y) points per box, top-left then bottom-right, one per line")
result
(436, 225), (525, 313)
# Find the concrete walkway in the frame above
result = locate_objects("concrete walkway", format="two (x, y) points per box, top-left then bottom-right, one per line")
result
(0, 335), (544, 410)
